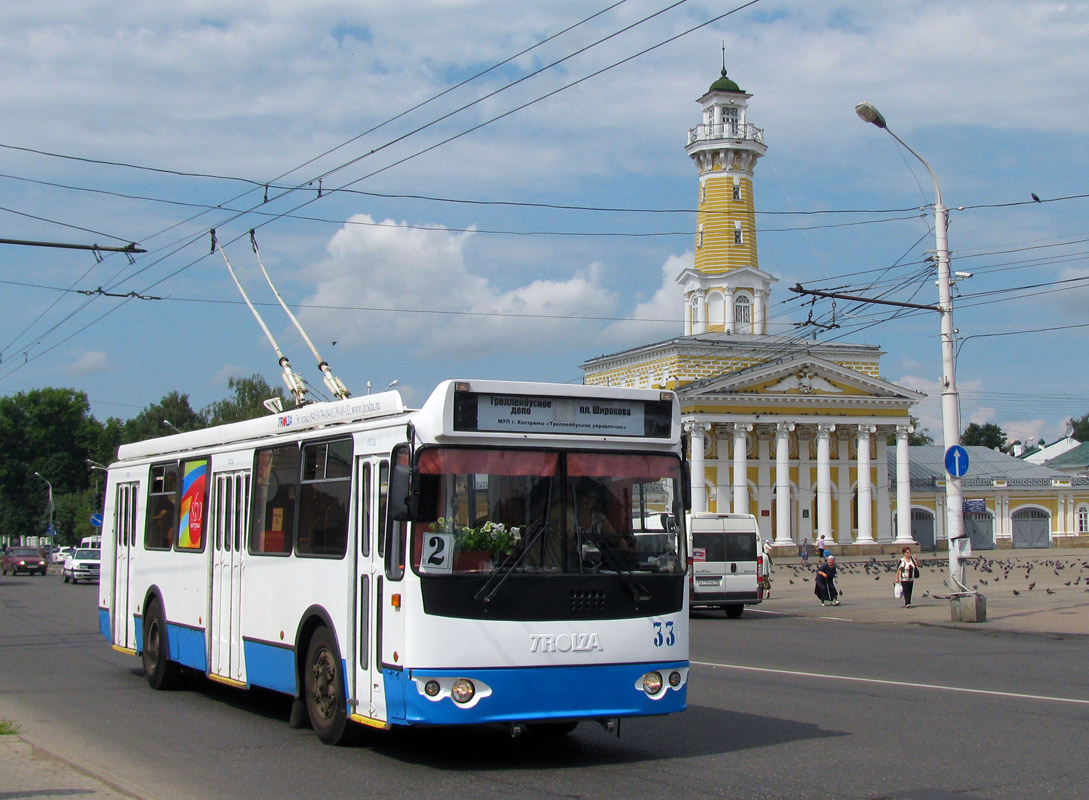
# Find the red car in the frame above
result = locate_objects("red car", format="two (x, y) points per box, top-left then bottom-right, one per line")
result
(2, 546), (48, 576)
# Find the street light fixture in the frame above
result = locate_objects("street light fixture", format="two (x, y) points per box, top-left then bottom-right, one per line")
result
(33, 471), (55, 546)
(855, 101), (969, 593)
(162, 419), (183, 434)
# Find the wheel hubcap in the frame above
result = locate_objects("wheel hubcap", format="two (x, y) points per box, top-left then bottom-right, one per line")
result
(310, 648), (336, 720)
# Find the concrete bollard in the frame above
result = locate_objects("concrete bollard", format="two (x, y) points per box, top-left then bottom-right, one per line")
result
(949, 592), (987, 623)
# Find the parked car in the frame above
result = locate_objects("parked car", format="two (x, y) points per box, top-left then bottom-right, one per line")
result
(2, 546), (49, 576)
(63, 548), (101, 584)
(52, 546), (72, 564)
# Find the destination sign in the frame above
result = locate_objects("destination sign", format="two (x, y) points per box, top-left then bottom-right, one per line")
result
(469, 393), (646, 436)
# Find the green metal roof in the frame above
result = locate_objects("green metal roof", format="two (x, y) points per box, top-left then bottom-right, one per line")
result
(709, 68), (741, 93)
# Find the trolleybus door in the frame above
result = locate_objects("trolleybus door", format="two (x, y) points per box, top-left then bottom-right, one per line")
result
(350, 457), (386, 724)
(111, 482), (139, 650)
(209, 470), (249, 684)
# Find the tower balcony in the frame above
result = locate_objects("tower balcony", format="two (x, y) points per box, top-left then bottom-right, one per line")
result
(687, 122), (765, 146)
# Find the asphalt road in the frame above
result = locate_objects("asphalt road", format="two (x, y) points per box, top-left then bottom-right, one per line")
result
(3, 567), (1089, 800)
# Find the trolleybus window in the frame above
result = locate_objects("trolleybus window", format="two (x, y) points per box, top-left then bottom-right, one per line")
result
(413, 448), (684, 576)
(146, 464), (178, 550)
(145, 459), (208, 551)
(298, 439), (352, 557)
(251, 438), (353, 557)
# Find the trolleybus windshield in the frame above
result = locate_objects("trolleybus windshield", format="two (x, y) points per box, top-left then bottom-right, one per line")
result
(412, 447), (684, 577)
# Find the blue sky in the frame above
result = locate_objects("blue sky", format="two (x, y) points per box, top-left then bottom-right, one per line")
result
(2, 1), (1088, 446)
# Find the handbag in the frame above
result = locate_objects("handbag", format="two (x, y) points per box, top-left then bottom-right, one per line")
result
(912, 565), (920, 579)
(894, 582), (903, 599)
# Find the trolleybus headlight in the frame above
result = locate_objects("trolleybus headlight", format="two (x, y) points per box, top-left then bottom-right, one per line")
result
(642, 671), (663, 696)
(424, 680), (441, 698)
(451, 678), (476, 704)
(668, 671), (682, 688)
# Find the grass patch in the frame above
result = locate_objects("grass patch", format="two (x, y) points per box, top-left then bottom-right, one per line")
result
(0, 720), (21, 735)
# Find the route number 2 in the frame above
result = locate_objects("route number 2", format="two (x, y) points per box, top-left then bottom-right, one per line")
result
(419, 532), (454, 573)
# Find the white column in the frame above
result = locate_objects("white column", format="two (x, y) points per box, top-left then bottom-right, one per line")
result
(715, 426), (730, 514)
(732, 423), (752, 515)
(836, 431), (852, 545)
(875, 431), (892, 542)
(895, 425), (914, 544)
(757, 429), (772, 541)
(775, 422), (795, 544)
(724, 287), (735, 334)
(935, 494), (946, 544)
(687, 421), (710, 512)
(797, 430), (814, 543)
(754, 289), (767, 334)
(696, 290), (707, 335)
(855, 425), (876, 544)
(816, 424), (835, 545)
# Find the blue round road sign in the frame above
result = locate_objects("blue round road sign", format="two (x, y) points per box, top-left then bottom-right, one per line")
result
(945, 445), (970, 477)
(90, 513), (103, 528)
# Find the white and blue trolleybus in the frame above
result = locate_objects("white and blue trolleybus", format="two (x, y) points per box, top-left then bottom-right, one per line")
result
(98, 379), (690, 743)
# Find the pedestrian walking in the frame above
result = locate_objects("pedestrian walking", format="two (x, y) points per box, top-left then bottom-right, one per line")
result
(895, 546), (920, 608)
(814, 554), (840, 606)
(816, 534), (827, 558)
(761, 539), (773, 597)
(799, 538), (809, 562)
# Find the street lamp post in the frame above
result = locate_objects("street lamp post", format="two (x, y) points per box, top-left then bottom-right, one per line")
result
(33, 471), (55, 548)
(855, 102), (969, 593)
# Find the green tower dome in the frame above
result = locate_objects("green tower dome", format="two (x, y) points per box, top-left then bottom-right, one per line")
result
(709, 68), (741, 93)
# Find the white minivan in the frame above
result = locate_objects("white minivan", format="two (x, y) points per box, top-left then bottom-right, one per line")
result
(687, 513), (763, 618)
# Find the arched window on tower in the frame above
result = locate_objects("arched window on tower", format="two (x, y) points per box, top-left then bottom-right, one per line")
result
(734, 221), (743, 245)
(732, 177), (742, 201)
(734, 295), (751, 331)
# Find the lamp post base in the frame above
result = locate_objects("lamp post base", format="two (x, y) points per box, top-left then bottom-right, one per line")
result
(949, 592), (987, 623)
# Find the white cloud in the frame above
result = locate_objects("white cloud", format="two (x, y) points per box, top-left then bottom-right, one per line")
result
(603, 252), (690, 346)
(1049, 266), (1089, 320)
(63, 350), (111, 379)
(299, 214), (618, 361)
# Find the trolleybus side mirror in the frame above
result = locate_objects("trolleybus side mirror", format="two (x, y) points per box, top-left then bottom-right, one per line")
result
(388, 445), (414, 521)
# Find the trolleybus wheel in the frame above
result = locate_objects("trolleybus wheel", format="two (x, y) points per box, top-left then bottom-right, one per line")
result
(304, 626), (353, 745)
(142, 600), (181, 690)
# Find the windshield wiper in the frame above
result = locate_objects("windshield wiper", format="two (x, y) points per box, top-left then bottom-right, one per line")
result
(579, 527), (652, 603)
(473, 516), (551, 604)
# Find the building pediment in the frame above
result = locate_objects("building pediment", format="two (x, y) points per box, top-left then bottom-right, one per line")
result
(680, 355), (923, 403)
(676, 264), (778, 292)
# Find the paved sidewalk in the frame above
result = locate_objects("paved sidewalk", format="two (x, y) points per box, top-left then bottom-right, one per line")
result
(758, 546), (1089, 636)
(0, 732), (142, 800)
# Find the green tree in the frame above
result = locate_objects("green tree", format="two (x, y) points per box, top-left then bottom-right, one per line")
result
(55, 488), (102, 547)
(962, 422), (1007, 450)
(0, 388), (103, 542)
(121, 391), (206, 444)
(1071, 413), (1089, 443)
(205, 374), (286, 426)
(886, 415), (933, 447)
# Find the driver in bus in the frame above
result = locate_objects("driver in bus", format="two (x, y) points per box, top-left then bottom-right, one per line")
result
(572, 478), (634, 551)
(526, 478), (633, 569)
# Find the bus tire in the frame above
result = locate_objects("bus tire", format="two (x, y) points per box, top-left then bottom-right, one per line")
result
(723, 604), (744, 619)
(304, 626), (353, 745)
(142, 600), (181, 690)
